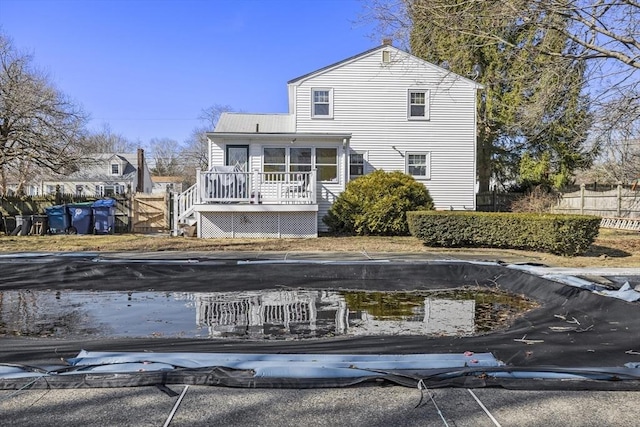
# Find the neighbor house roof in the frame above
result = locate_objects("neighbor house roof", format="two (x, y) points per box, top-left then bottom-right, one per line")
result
(51, 153), (140, 182)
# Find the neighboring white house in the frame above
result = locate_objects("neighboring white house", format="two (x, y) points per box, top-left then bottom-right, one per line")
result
(152, 176), (184, 194)
(42, 149), (153, 196)
(175, 42), (482, 238)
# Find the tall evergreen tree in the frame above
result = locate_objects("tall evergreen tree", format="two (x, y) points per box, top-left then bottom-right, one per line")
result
(407, 0), (593, 190)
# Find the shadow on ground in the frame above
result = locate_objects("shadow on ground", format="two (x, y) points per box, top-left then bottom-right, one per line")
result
(585, 244), (632, 258)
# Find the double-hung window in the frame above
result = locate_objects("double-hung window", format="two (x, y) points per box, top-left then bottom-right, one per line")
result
(408, 89), (429, 120)
(111, 163), (120, 175)
(406, 152), (431, 179)
(349, 152), (366, 179)
(312, 88), (333, 118)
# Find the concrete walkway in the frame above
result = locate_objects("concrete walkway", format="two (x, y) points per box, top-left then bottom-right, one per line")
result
(3, 386), (639, 427)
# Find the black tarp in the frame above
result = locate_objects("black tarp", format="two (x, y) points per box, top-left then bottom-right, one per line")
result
(1, 254), (639, 390)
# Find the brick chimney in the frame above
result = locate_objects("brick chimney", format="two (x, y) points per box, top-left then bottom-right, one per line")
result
(136, 148), (144, 193)
(382, 38), (393, 46)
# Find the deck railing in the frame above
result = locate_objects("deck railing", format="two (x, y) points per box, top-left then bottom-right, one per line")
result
(198, 169), (316, 205)
(174, 169), (317, 233)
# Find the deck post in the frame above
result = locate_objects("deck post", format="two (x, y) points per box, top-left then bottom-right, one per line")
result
(195, 168), (201, 204)
(311, 169), (317, 204)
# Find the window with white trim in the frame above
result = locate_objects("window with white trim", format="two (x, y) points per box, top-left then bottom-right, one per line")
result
(316, 148), (337, 182)
(349, 151), (366, 179)
(111, 163), (120, 175)
(312, 88), (333, 118)
(408, 89), (429, 120)
(98, 184), (125, 197)
(406, 152), (431, 179)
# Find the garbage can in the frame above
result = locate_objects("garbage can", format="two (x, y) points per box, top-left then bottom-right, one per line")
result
(67, 203), (93, 234)
(16, 215), (32, 236)
(30, 215), (48, 236)
(45, 205), (70, 234)
(92, 198), (117, 234)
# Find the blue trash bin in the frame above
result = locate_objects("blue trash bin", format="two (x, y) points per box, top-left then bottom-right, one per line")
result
(67, 203), (93, 234)
(45, 205), (70, 234)
(92, 198), (117, 234)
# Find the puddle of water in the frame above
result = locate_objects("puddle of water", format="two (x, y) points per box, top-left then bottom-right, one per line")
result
(0, 288), (537, 340)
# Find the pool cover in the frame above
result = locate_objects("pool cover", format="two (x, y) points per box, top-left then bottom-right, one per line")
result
(1, 254), (639, 390)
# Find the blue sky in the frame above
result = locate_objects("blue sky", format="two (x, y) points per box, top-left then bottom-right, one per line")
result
(0, 0), (379, 145)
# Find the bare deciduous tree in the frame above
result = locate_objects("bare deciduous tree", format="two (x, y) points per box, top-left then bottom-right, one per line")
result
(148, 137), (184, 176)
(198, 104), (235, 130)
(80, 123), (137, 154)
(585, 92), (640, 183)
(0, 32), (88, 190)
(179, 104), (237, 185)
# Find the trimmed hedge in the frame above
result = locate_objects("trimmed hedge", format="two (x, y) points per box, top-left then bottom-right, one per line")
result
(407, 211), (601, 256)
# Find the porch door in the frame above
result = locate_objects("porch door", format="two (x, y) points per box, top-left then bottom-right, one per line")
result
(226, 145), (249, 172)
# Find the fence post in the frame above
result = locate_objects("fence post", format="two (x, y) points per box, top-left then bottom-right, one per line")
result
(492, 189), (497, 212)
(580, 184), (585, 215)
(617, 182), (622, 217)
(55, 185), (62, 205)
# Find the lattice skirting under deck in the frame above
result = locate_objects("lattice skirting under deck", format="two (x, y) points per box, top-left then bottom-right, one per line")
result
(199, 211), (317, 238)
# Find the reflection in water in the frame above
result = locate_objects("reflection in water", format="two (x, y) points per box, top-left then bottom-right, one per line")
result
(0, 288), (537, 340)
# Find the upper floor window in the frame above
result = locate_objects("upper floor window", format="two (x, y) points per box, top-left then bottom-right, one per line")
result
(406, 152), (431, 179)
(408, 89), (429, 120)
(111, 163), (120, 175)
(312, 88), (333, 119)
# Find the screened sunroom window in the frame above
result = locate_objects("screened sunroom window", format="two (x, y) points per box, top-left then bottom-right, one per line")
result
(316, 148), (337, 182)
(263, 148), (286, 173)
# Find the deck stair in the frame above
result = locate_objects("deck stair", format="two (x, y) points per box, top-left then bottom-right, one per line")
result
(600, 217), (640, 231)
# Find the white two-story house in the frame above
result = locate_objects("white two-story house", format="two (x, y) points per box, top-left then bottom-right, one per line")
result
(175, 42), (482, 238)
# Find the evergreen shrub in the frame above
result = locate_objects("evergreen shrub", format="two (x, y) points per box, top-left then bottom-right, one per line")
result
(324, 170), (434, 235)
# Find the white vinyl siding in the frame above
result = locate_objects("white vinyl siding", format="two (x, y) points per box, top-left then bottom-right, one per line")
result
(290, 47), (478, 211)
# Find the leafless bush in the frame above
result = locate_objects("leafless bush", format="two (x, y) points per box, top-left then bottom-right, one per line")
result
(510, 186), (560, 213)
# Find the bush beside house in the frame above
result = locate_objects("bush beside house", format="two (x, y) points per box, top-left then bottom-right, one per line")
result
(324, 171), (434, 236)
(407, 211), (601, 256)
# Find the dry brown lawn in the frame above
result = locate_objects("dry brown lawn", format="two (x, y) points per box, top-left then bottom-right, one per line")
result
(0, 228), (637, 268)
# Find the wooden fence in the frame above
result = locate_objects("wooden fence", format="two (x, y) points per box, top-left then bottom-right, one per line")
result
(552, 184), (640, 218)
(131, 193), (169, 233)
(476, 191), (523, 212)
(0, 192), (171, 234)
